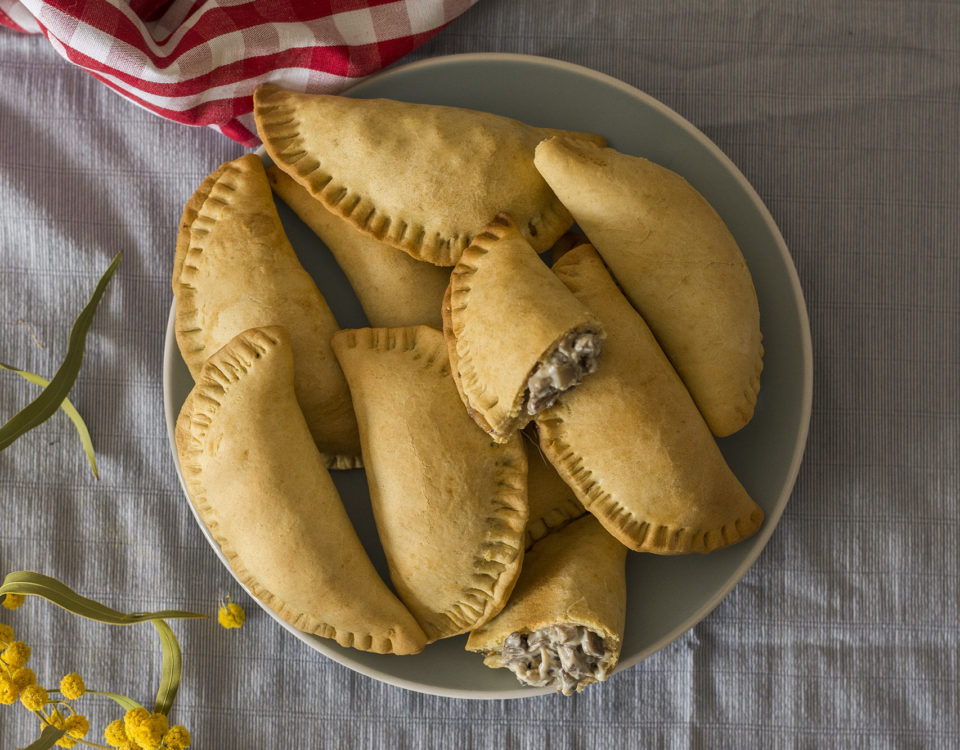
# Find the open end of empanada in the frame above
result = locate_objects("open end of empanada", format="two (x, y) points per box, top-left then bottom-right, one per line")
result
(524, 329), (604, 415)
(443, 214), (605, 441)
(496, 624), (616, 696)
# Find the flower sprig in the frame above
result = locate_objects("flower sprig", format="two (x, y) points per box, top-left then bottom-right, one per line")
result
(0, 575), (205, 750)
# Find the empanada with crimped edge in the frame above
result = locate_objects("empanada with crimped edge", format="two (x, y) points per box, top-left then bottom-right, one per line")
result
(175, 326), (426, 655)
(522, 432), (586, 550)
(173, 153), (361, 469)
(466, 515), (626, 695)
(442, 214), (606, 443)
(331, 325), (528, 642)
(267, 166), (449, 329)
(172, 162), (226, 291)
(253, 85), (606, 266)
(536, 244), (764, 554)
(534, 136), (763, 437)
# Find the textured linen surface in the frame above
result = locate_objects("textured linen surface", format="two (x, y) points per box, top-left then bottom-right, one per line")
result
(1, 1), (958, 748)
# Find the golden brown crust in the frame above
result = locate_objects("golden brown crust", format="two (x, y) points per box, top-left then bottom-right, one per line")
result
(522, 432), (586, 550)
(441, 214), (605, 442)
(172, 163), (226, 295)
(173, 153), (361, 469)
(536, 245), (764, 554)
(466, 515), (627, 690)
(534, 136), (763, 436)
(267, 166), (450, 328)
(331, 325), (528, 642)
(176, 326), (426, 654)
(254, 85), (605, 265)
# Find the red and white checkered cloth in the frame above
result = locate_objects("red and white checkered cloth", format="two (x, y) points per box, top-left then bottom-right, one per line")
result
(0, 0), (476, 146)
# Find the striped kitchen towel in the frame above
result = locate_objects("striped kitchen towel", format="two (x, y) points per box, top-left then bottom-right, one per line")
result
(0, 0), (477, 145)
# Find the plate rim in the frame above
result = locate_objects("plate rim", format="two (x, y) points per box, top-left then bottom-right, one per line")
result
(163, 51), (813, 700)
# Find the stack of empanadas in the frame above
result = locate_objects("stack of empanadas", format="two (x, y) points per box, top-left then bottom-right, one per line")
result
(172, 85), (766, 696)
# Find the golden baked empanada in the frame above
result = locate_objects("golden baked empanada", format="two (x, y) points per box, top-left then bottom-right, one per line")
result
(523, 433), (585, 550)
(173, 153), (360, 468)
(442, 214), (606, 442)
(267, 166), (449, 328)
(537, 244), (764, 554)
(466, 515), (626, 695)
(534, 136), (763, 437)
(254, 85), (606, 265)
(176, 326), (426, 655)
(331, 325), (528, 642)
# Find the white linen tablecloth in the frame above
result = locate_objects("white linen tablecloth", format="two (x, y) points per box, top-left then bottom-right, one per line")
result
(1, 1), (957, 747)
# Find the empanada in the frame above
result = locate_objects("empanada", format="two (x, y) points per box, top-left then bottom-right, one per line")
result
(254, 85), (606, 265)
(537, 244), (764, 554)
(466, 515), (626, 695)
(176, 326), (426, 655)
(331, 325), (528, 642)
(442, 214), (606, 442)
(523, 433), (585, 550)
(173, 154), (361, 468)
(267, 166), (449, 328)
(534, 136), (763, 437)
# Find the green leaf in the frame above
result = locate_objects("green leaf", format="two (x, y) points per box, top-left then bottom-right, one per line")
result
(87, 690), (144, 713)
(19, 726), (66, 750)
(0, 572), (206, 625)
(1, 571), (205, 719)
(0, 252), (121, 452)
(151, 619), (183, 715)
(0, 363), (99, 478)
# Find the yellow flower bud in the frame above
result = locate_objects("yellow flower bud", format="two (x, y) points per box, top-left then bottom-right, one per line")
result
(217, 601), (245, 630)
(124, 706), (150, 735)
(163, 725), (192, 749)
(20, 683), (48, 711)
(0, 674), (18, 705)
(133, 712), (169, 750)
(104, 718), (129, 747)
(0, 622), (14, 644)
(64, 713), (90, 738)
(59, 672), (86, 700)
(1, 640), (31, 669)
(1, 593), (25, 610)
(12, 667), (36, 691)
(54, 735), (78, 748)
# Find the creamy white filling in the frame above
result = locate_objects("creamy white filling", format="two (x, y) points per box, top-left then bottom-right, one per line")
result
(525, 331), (603, 415)
(499, 624), (609, 695)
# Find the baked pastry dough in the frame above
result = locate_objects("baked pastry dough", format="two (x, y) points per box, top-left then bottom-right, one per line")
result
(534, 136), (763, 437)
(537, 244), (764, 554)
(331, 325), (528, 642)
(267, 166), (449, 329)
(442, 214), (606, 442)
(466, 515), (626, 695)
(254, 85), (605, 265)
(523, 433), (585, 550)
(173, 154), (361, 468)
(175, 326), (426, 655)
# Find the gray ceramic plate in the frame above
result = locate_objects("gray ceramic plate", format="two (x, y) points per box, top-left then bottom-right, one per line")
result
(163, 53), (812, 699)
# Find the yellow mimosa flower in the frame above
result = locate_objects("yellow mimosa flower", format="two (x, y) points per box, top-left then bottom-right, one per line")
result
(19, 683), (47, 711)
(1, 640), (30, 669)
(104, 718), (128, 747)
(11, 667), (36, 692)
(0, 674), (18, 705)
(2, 593), (25, 610)
(163, 725), (192, 749)
(217, 600), (245, 630)
(0, 623), (15, 644)
(59, 672), (85, 700)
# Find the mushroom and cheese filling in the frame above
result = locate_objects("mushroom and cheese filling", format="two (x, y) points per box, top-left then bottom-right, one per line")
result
(525, 330), (603, 415)
(499, 624), (611, 695)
